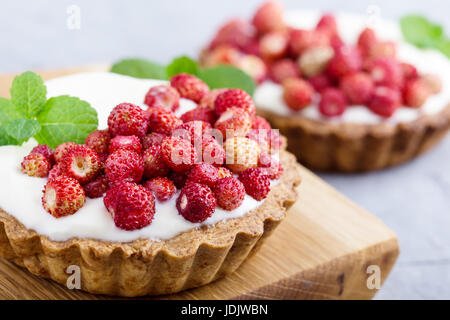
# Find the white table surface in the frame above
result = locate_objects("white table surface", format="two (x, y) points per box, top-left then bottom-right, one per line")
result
(1, 0), (450, 299)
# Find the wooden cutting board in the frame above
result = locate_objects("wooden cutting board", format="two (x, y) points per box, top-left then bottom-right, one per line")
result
(0, 67), (399, 300)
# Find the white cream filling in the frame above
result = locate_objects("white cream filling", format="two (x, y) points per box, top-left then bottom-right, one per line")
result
(254, 10), (450, 125)
(0, 72), (276, 243)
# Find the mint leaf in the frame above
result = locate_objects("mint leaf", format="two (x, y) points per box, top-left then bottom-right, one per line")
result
(0, 127), (18, 146)
(4, 119), (41, 144)
(437, 38), (450, 58)
(166, 56), (199, 78)
(111, 58), (167, 80)
(400, 15), (443, 48)
(198, 65), (256, 96)
(10, 71), (47, 118)
(0, 98), (23, 125)
(35, 95), (98, 148)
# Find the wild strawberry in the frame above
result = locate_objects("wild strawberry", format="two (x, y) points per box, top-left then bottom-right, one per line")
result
(143, 177), (176, 202)
(180, 106), (217, 124)
(340, 72), (374, 105)
(209, 19), (255, 50)
(84, 130), (110, 158)
(200, 134), (226, 166)
(246, 128), (281, 155)
(327, 45), (362, 79)
(21, 153), (51, 178)
(258, 153), (283, 180)
(161, 136), (198, 172)
(289, 29), (329, 57)
(174, 121), (212, 144)
(109, 135), (142, 154)
(367, 57), (403, 88)
(214, 107), (252, 138)
(60, 145), (101, 185)
(105, 149), (144, 186)
(298, 46), (334, 78)
(84, 174), (109, 199)
(242, 39), (262, 56)
(235, 54), (267, 84)
(107, 103), (148, 138)
(48, 163), (64, 180)
(214, 88), (256, 116)
(319, 88), (348, 117)
(170, 73), (209, 103)
(200, 89), (228, 109)
(144, 85), (180, 112)
(202, 45), (242, 68)
(146, 106), (183, 135)
(142, 132), (166, 150)
(421, 74), (442, 94)
(282, 78), (314, 111)
(176, 182), (216, 223)
(142, 144), (170, 178)
(403, 79), (430, 108)
(316, 13), (338, 37)
(42, 176), (85, 218)
(54, 142), (77, 163)
(30, 145), (54, 165)
(213, 177), (246, 211)
(224, 136), (260, 174)
(217, 167), (233, 179)
(239, 168), (271, 201)
(187, 163), (219, 187)
(369, 41), (396, 58)
(169, 171), (188, 189)
(400, 63), (419, 81)
(308, 73), (334, 92)
(105, 182), (155, 231)
(252, 1), (285, 34)
(369, 86), (401, 117)
(259, 32), (288, 60)
(269, 59), (301, 84)
(357, 28), (377, 56)
(252, 115), (272, 131)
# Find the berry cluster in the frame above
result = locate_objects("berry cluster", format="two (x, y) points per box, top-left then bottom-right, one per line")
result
(201, 1), (442, 118)
(20, 72), (283, 231)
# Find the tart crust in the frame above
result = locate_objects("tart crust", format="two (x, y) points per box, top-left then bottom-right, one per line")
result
(257, 103), (450, 172)
(0, 147), (301, 297)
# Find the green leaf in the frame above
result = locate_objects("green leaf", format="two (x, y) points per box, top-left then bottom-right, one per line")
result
(35, 95), (98, 148)
(10, 71), (47, 118)
(0, 127), (18, 146)
(0, 98), (23, 125)
(198, 65), (256, 96)
(166, 56), (199, 78)
(400, 15), (443, 48)
(110, 58), (167, 80)
(4, 119), (41, 144)
(437, 38), (450, 58)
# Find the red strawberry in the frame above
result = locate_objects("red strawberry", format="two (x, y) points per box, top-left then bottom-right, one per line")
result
(368, 57), (403, 89)
(239, 168), (271, 201)
(143, 177), (176, 202)
(109, 135), (142, 154)
(161, 136), (198, 172)
(357, 28), (378, 56)
(21, 153), (51, 178)
(340, 72), (374, 105)
(308, 73), (334, 93)
(176, 182), (216, 223)
(107, 103), (148, 138)
(403, 79), (430, 108)
(235, 54), (267, 84)
(142, 132), (166, 150)
(282, 78), (314, 111)
(174, 121), (212, 144)
(54, 142), (77, 163)
(217, 167), (233, 179)
(170, 73), (209, 103)
(48, 163), (64, 180)
(214, 107), (252, 138)
(84, 174), (109, 199)
(200, 135), (226, 166)
(144, 85), (180, 112)
(319, 88), (348, 117)
(252, 1), (285, 34)
(42, 176), (85, 218)
(146, 106), (183, 135)
(187, 163), (219, 187)
(258, 153), (283, 180)
(316, 13), (338, 37)
(105, 182), (155, 231)
(400, 63), (419, 81)
(60, 145), (102, 185)
(327, 45), (362, 79)
(214, 88), (256, 116)
(30, 144), (54, 165)
(289, 29), (329, 57)
(369, 86), (401, 117)
(105, 149), (144, 186)
(169, 171), (188, 189)
(200, 89), (228, 109)
(246, 128), (282, 155)
(180, 106), (217, 124)
(213, 177), (246, 211)
(252, 115), (272, 131)
(269, 59), (301, 84)
(209, 19), (255, 50)
(202, 45), (242, 68)
(84, 130), (110, 158)
(142, 144), (170, 178)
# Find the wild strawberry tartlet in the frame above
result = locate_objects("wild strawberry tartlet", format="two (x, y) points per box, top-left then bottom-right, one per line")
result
(0, 72), (301, 296)
(200, 3), (450, 171)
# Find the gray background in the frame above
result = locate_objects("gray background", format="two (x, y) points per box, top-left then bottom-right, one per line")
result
(1, 0), (450, 299)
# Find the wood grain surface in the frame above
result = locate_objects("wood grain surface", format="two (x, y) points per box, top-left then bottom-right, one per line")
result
(0, 68), (399, 300)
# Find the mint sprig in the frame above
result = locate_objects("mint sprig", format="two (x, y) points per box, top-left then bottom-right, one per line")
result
(400, 14), (450, 58)
(0, 71), (98, 148)
(111, 55), (256, 95)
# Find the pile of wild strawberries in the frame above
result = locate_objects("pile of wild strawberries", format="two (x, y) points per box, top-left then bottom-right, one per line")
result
(200, 1), (443, 117)
(20, 73), (283, 231)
